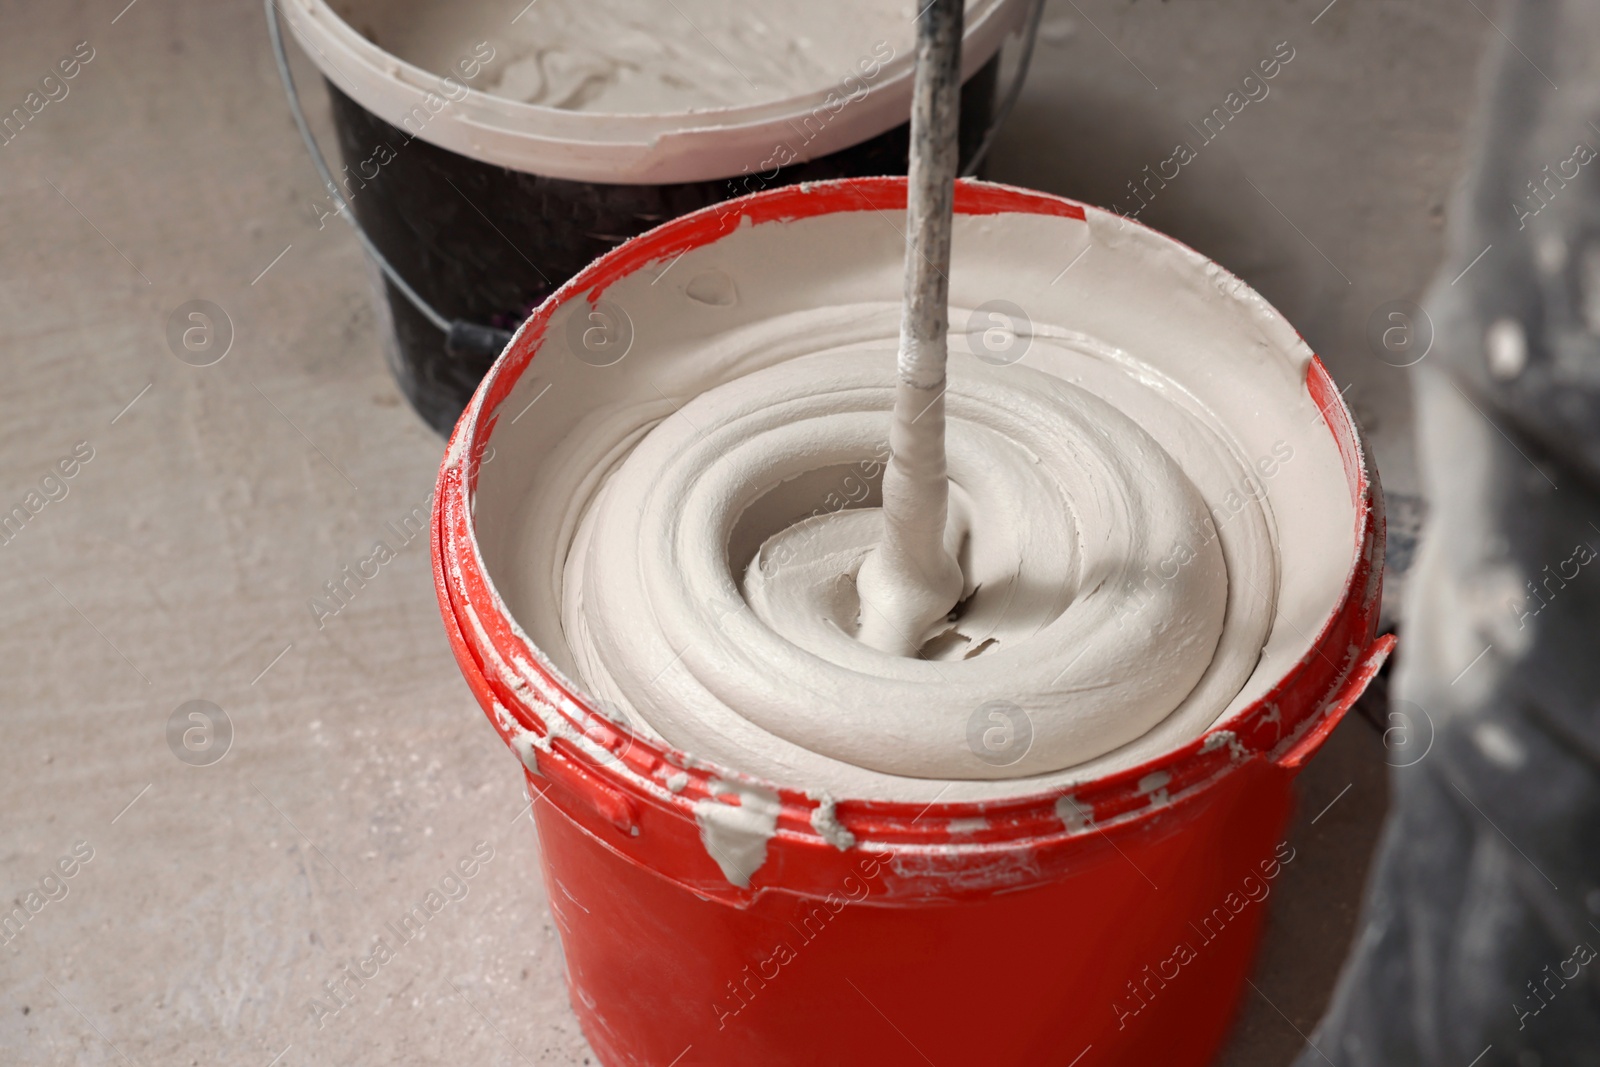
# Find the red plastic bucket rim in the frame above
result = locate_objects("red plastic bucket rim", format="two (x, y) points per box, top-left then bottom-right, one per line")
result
(432, 176), (1389, 856)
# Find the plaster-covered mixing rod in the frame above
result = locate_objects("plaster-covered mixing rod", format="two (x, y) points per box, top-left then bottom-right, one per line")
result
(856, 0), (968, 656)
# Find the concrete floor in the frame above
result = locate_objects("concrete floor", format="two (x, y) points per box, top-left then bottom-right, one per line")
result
(0, 1), (1486, 1064)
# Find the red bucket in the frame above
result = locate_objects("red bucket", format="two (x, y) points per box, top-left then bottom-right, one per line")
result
(432, 177), (1390, 1066)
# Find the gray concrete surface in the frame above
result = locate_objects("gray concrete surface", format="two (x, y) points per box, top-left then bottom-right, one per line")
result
(0, 1), (1486, 1064)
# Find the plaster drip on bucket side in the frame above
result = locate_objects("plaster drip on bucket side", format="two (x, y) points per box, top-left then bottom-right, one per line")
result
(695, 779), (783, 887)
(808, 792), (858, 852)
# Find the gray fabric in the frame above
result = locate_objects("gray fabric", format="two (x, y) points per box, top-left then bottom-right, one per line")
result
(1297, 2), (1600, 1065)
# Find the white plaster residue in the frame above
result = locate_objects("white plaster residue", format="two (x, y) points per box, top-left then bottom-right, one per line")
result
(946, 817), (988, 836)
(665, 771), (689, 794)
(694, 779), (782, 887)
(1259, 703), (1284, 742)
(1055, 794), (1092, 831)
(504, 670), (533, 698)
(808, 792), (856, 851)
(889, 845), (1041, 892)
(1138, 770), (1172, 807)
(509, 729), (543, 774)
(542, 714), (572, 750)
(370, 0), (911, 115)
(1200, 729), (1247, 760)
(490, 698), (521, 737)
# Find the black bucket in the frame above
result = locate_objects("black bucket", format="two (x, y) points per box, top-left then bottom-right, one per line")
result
(270, 0), (1040, 434)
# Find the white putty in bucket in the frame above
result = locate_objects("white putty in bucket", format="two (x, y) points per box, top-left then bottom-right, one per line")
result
(563, 340), (1273, 782)
(472, 202), (1355, 805)
(342, 0), (918, 114)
